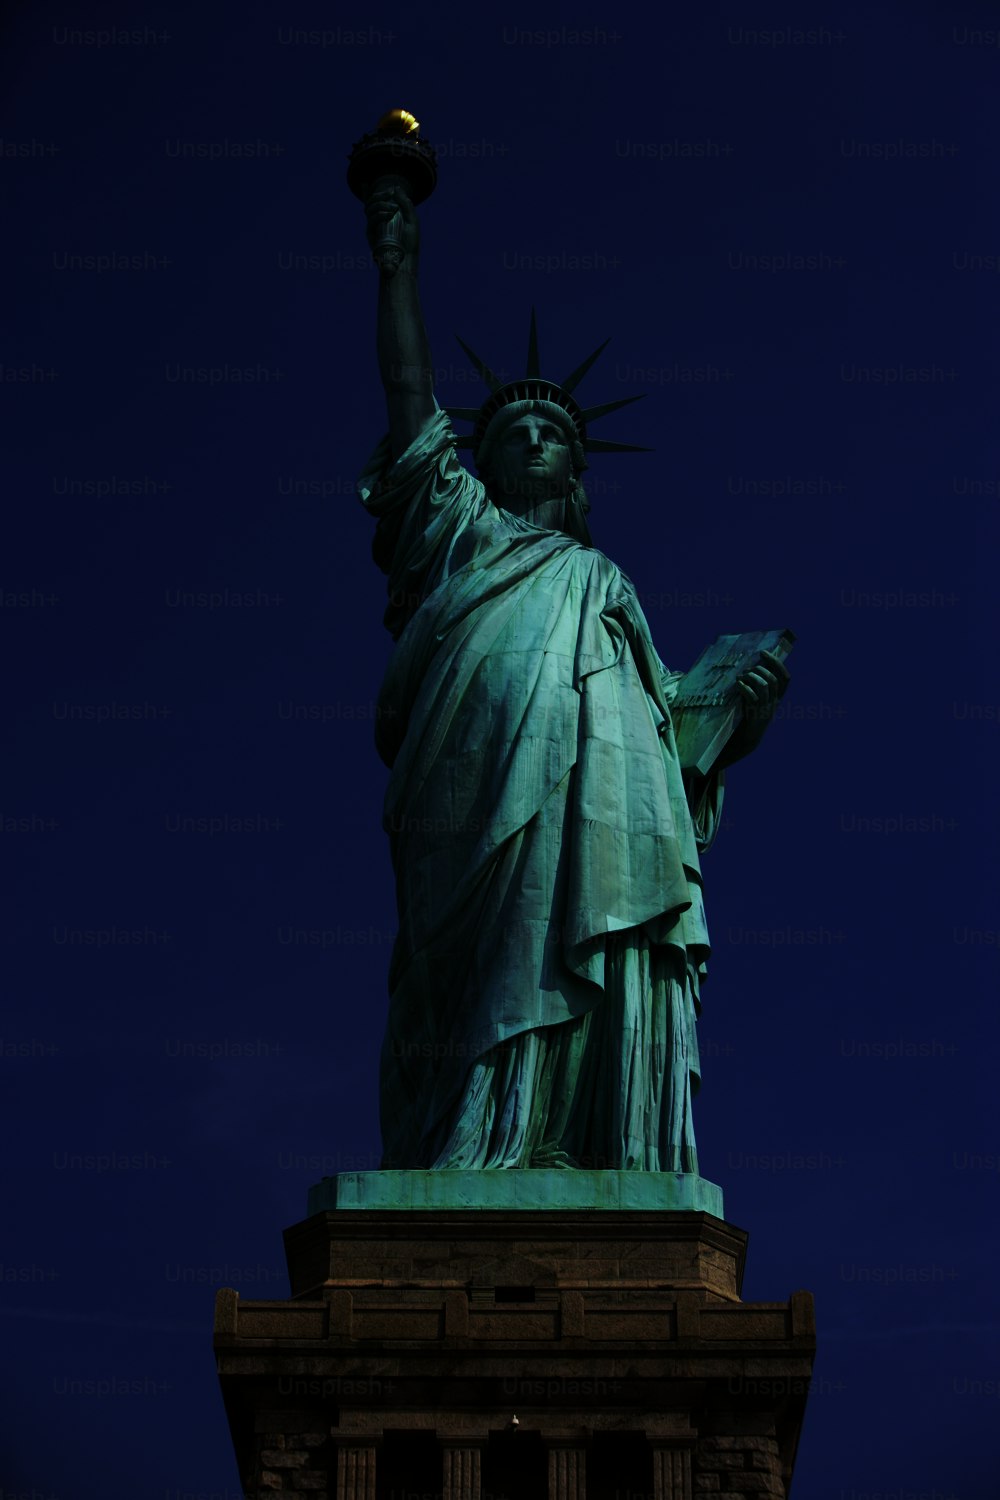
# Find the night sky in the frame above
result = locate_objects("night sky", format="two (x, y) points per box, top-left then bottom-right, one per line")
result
(3, 2), (998, 1495)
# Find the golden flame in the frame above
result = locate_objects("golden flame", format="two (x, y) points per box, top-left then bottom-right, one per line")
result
(376, 108), (420, 138)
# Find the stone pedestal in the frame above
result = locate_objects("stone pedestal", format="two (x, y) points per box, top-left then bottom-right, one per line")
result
(214, 1199), (815, 1499)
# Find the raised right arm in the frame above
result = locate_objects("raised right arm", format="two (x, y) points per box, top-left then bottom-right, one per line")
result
(367, 186), (437, 460)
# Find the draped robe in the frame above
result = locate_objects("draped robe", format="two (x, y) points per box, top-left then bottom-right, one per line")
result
(357, 403), (725, 1172)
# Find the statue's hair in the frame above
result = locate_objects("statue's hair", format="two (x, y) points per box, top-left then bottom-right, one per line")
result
(475, 399), (593, 544)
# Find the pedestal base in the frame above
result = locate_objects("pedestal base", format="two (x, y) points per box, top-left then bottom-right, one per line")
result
(215, 1204), (816, 1498)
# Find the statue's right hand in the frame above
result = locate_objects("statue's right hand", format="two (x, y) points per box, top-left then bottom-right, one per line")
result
(365, 185), (420, 260)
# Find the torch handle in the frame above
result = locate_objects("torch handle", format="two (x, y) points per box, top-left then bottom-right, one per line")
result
(366, 173), (413, 277)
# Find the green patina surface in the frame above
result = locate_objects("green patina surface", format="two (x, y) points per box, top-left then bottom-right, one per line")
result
(307, 1170), (724, 1216)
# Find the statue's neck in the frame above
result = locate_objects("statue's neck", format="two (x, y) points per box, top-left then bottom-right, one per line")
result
(495, 494), (571, 532)
(520, 496), (570, 530)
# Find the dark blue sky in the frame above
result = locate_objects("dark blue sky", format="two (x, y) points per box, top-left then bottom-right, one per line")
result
(3, 2), (997, 1495)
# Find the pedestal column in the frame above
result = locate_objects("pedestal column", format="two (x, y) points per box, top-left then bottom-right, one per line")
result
(335, 1440), (378, 1500)
(546, 1437), (588, 1499)
(651, 1442), (694, 1500)
(440, 1435), (486, 1500)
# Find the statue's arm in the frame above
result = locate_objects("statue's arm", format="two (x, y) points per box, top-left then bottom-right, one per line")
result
(367, 186), (436, 461)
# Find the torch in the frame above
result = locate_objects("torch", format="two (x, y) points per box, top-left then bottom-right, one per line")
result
(347, 108), (438, 276)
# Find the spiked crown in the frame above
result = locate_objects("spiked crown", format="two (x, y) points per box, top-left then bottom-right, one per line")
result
(444, 308), (653, 463)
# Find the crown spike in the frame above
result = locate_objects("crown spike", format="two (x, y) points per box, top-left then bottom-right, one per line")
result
(579, 393), (648, 424)
(450, 317), (650, 460)
(525, 307), (541, 378)
(455, 335), (504, 393)
(561, 337), (611, 395)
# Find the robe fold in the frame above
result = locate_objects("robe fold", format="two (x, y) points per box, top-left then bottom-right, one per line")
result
(358, 402), (725, 1171)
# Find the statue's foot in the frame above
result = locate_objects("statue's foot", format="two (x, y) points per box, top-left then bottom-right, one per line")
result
(528, 1146), (579, 1169)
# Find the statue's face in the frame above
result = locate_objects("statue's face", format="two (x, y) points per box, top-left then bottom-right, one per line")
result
(487, 415), (575, 509)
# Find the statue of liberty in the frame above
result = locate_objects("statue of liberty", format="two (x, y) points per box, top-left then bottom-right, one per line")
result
(355, 165), (789, 1179)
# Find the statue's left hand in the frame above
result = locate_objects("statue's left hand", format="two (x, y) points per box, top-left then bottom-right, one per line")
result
(716, 649), (791, 768)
